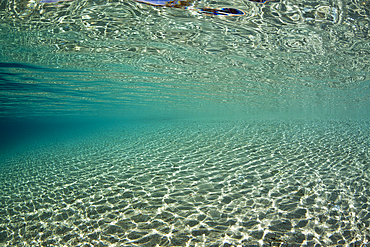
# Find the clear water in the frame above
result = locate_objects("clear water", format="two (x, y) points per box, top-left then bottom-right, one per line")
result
(0, 0), (370, 246)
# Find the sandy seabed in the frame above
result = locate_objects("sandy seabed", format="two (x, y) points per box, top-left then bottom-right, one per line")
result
(0, 119), (369, 246)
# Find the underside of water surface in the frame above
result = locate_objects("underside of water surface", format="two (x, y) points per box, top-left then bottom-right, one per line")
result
(1, 0), (369, 119)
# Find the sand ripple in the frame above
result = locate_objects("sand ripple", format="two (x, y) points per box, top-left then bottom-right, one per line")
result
(0, 120), (369, 246)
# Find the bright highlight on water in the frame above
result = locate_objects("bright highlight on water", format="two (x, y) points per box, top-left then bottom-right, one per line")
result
(0, 0), (369, 246)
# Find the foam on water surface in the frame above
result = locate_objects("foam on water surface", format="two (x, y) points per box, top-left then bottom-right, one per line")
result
(0, 119), (369, 246)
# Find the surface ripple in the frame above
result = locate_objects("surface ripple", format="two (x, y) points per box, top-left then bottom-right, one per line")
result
(1, 0), (369, 118)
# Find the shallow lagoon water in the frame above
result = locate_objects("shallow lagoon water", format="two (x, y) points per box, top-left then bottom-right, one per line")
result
(1, 0), (370, 246)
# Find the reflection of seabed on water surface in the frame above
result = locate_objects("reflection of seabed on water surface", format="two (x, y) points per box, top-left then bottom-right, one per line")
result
(0, 120), (369, 246)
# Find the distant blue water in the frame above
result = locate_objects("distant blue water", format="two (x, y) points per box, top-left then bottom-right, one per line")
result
(1, 59), (368, 154)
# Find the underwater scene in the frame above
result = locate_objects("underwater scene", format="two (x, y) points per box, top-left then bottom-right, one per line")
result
(0, 0), (370, 246)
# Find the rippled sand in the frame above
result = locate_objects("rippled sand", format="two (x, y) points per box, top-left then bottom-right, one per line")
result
(0, 119), (369, 246)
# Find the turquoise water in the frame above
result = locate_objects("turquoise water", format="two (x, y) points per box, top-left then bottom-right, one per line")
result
(1, 0), (370, 246)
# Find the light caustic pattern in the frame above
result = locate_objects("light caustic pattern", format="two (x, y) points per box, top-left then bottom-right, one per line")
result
(0, 120), (369, 246)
